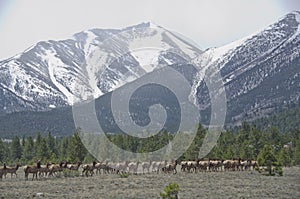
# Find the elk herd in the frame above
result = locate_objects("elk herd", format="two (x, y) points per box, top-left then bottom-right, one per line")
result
(0, 158), (258, 181)
(180, 159), (258, 173)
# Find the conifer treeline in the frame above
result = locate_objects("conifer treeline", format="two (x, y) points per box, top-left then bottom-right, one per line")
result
(0, 123), (299, 166)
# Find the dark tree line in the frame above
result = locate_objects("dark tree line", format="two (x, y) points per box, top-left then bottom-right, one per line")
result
(0, 128), (88, 165)
(203, 122), (300, 167)
(0, 123), (299, 167)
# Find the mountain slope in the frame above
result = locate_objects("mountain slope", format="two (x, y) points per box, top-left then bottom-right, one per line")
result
(0, 22), (202, 116)
(0, 12), (299, 136)
(193, 11), (300, 125)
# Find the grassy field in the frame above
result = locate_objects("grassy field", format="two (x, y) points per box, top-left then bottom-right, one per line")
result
(0, 166), (299, 199)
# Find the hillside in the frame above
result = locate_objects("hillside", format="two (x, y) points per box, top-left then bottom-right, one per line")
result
(0, 12), (299, 137)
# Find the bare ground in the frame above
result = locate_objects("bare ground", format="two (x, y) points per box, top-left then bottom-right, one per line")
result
(0, 167), (299, 199)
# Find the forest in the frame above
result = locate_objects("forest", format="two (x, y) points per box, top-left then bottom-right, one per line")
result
(0, 122), (299, 168)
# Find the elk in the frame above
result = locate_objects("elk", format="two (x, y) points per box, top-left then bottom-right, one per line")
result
(152, 160), (167, 174)
(197, 160), (209, 172)
(24, 160), (41, 181)
(163, 160), (178, 174)
(141, 161), (152, 174)
(186, 160), (198, 173)
(223, 160), (233, 171)
(82, 161), (97, 177)
(115, 161), (129, 174)
(208, 159), (223, 172)
(94, 161), (108, 174)
(0, 163), (6, 180)
(128, 161), (140, 175)
(3, 164), (21, 178)
(48, 161), (65, 177)
(250, 160), (258, 170)
(223, 159), (239, 171)
(106, 162), (117, 174)
(240, 160), (251, 171)
(180, 161), (188, 172)
(67, 161), (82, 171)
(39, 163), (51, 177)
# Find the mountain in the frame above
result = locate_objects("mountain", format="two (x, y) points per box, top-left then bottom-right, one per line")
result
(0, 22), (202, 116)
(193, 11), (300, 125)
(0, 11), (300, 137)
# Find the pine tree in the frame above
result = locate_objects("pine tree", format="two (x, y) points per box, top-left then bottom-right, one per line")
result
(0, 139), (6, 162)
(46, 132), (57, 158)
(257, 144), (277, 175)
(21, 135), (26, 147)
(268, 127), (281, 151)
(68, 128), (87, 162)
(59, 137), (70, 160)
(34, 132), (42, 155)
(36, 138), (51, 162)
(10, 136), (22, 161)
(293, 133), (300, 165)
(22, 136), (35, 163)
(248, 126), (263, 158)
(278, 148), (291, 167)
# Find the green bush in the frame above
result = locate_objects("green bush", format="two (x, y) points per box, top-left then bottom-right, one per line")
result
(160, 183), (180, 199)
(119, 173), (129, 178)
(273, 162), (283, 176)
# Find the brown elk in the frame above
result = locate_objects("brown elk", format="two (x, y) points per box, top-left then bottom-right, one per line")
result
(3, 164), (21, 178)
(67, 161), (82, 172)
(94, 161), (108, 174)
(24, 160), (41, 181)
(48, 161), (65, 177)
(0, 163), (6, 180)
(163, 160), (178, 174)
(39, 163), (51, 177)
(82, 161), (97, 177)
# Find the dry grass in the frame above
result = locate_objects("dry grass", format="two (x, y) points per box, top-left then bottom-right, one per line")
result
(0, 167), (299, 198)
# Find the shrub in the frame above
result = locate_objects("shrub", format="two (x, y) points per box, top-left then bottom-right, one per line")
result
(119, 173), (129, 178)
(273, 162), (283, 176)
(160, 183), (180, 199)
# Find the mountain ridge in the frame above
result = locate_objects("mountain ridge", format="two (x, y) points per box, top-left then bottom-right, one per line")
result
(0, 21), (202, 116)
(0, 12), (299, 136)
(192, 11), (300, 125)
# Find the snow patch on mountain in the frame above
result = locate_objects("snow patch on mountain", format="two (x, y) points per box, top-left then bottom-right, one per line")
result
(84, 30), (98, 55)
(85, 47), (104, 98)
(0, 12), (299, 119)
(164, 31), (199, 59)
(209, 37), (248, 63)
(293, 11), (300, 36)
(131, 48), (160, 73)
(128, 28), (164, 50)
(44, 50), (76, 104)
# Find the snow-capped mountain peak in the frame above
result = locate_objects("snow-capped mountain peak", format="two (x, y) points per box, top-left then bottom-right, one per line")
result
(192, 11), (300, 125)
(0, 22), (202, 114)
(0, 11), (299, 132)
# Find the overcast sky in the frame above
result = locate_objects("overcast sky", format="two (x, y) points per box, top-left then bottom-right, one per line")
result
(0, 0), (299, 60)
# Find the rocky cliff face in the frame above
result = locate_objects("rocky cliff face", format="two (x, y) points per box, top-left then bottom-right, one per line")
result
(193, 11), (300, 124)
